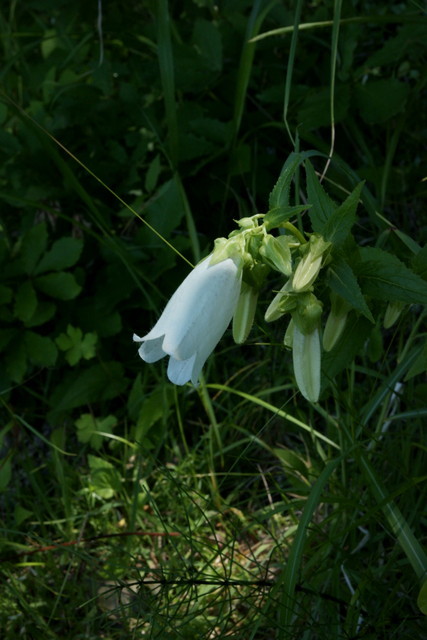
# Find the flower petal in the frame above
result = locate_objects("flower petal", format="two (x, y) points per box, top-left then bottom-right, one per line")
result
(167, 353), (197, 386)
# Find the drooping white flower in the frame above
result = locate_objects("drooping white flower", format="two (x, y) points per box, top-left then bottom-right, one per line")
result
(133, 255), (242, 385)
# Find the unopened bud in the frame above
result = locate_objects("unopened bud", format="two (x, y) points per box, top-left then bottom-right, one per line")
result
(383, 301), (405, 329)
(259, 234), (292, 276)
(322, 293), (351, 351)
(233, 282), (258, 344)
(292, 234), (331, 292)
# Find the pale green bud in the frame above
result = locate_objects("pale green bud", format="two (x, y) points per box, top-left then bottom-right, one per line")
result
(292, 234), (331, 292)
(211, 235), (248, 269)
(293, 293), (323, 335)
(232, 281), (258, 344)
(259, 234), (293, 276)
(383, 301), (405, 329)
(284, 318), (294, 348)
(264, 279), (295, 322)
(292, 325), (321, 403)
(322, 293), (351, 351)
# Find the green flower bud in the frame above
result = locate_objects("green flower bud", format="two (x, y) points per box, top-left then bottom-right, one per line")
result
(292, 234), (331, 292)
(264, 279), (295, 322)
(293, 293), (323, 335)
(259, 234), (293, 276)
(383, 301), (405, 329)
(232, 281), (258, 344)
(322, 293), (351, 351)
(284, 318), (294, 348)
(292, 325), (321, 403)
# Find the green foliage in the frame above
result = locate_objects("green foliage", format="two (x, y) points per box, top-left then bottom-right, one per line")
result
(0, 0), (426, 638)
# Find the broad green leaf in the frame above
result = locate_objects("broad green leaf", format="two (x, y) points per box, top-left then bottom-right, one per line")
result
(264, 205), (309, 230)
(20, 223), (48, 274)
(327, 260), (374, 322)
(269, 152), (305, 210)
(88, 454), (121, 499)
(354, 79), (410, 124)
(34, 237), (83, 274)
(49, 362), (128, 415)
(24, 331), (58, 367)
(305, 160), (337, 232)
(55, 325), (97, 365)
(35, 272), (82, 300)
(322, 182), (364, 245)
(75, 413), (117, 450)
(14, 281), (38, 322)
(356, 247), (427, 304)
(25, 301), (56, 327)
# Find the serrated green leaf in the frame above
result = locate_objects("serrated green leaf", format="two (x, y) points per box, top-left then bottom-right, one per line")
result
(264, 205), (310, 231)
(35, 272), (82, 300)
(412, 245), (427, 281)
(20, 223), (48, 274)
(305, 160), (337, 232)
(34, 237), (83, 274)
(356, 247), (427, 304)
(14, 281), (38, 322)
(56, 325), (97, 365)
(328, 260), (374, 322)
(75, 413), (117, 450)
(24, 331), (58, 367)
(323, 182), (364, 245)
(49, 362), (128, 416)
(269, 152), (305, 210)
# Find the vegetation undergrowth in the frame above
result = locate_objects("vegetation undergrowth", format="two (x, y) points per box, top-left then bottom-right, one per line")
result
(0, 1), (426, 638)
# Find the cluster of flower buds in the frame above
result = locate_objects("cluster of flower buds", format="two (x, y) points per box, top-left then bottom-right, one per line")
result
(134, 211), (336, 403)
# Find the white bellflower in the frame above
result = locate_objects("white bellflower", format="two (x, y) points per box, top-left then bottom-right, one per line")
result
(134, 255), (242, 385)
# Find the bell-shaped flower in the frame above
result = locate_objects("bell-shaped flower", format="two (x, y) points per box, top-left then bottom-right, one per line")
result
(133, 255), (242, 386)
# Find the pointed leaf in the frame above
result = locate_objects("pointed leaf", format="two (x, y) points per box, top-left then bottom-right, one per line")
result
(269, 152), (305, 210)
(356, 247), (427, 304)
(35, 237), (83, 274)
(323, 182), (364, 245)
(305, 160), (337, 232)
(328, 259), (374, 322)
